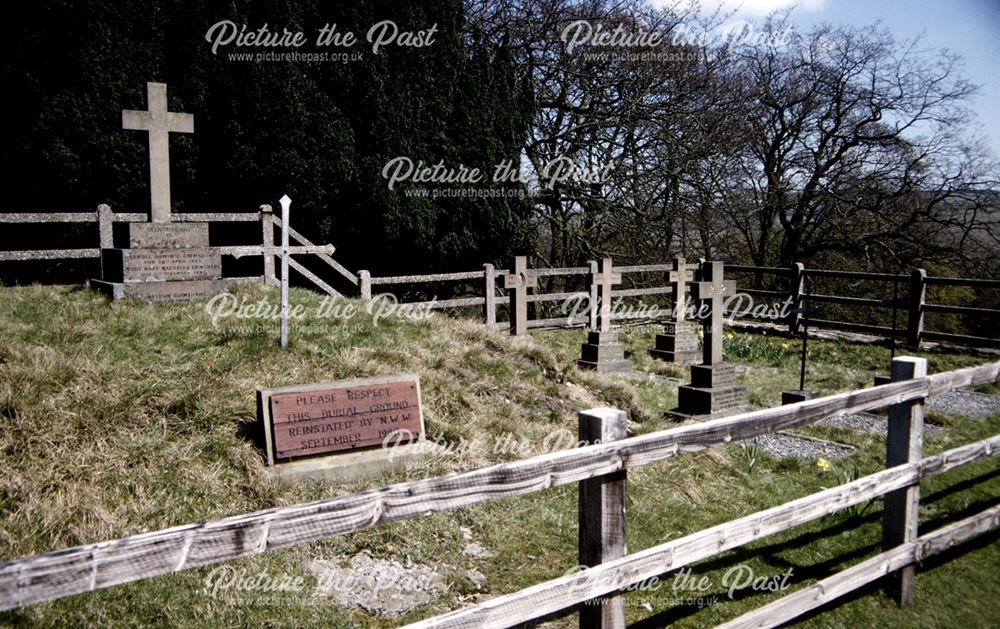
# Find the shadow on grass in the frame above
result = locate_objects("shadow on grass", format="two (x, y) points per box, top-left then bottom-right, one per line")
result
(625, 465), (1000, 628)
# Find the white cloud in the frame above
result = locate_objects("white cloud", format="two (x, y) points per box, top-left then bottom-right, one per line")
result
(670, 0), (827, 17)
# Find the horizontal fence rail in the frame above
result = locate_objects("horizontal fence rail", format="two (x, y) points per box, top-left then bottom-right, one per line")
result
(0, 361), (996, 613)
(352, 257), (998, 348)
(4, 212), (996, 348)
(718, 504), (1000, 629)
(407, 435), (1000, 628)
(1, 207), (354, 296)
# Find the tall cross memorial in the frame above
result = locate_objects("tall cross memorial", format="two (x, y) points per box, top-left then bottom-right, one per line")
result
(92, 81), (227, 303)
(650, 257), (701, 365)
(673, 261), (747, 416)
(122, 82), (194, 224)
(578, 257), (632, 372)
(505, 256), (538, 336)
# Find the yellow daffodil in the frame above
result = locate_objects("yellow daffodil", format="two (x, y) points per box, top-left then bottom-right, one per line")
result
(817, 458), (831, 471)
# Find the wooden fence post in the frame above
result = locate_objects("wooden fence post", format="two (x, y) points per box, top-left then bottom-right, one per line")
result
(906, 269), (927, 349)
(789, 262), (805, 335)
(260, 204), (276, 286)
(578, 407), (628, 629)
(483, 263), (496, 329)
(97, 204), (113, 250)
(588, 260), (598, 331)
(359, 270), (372, 300)
(882, 355), (927, 606)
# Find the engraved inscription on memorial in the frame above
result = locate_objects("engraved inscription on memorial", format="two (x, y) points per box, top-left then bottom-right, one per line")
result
(267, 377), (423, 459)
(122, 248), (222, 282)
(129, 223), (209, 249)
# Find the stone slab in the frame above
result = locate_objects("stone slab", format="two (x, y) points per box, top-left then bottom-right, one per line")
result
(580, 342), (626, 363)
(691, 363), (739, 388)
(265, 442), (445, 484)
(577, 358), (633, 373)
(101, 247), (222, 282)
(653, 332), (699, 353)
(781, 390), (819, 405)
(129, 222), (210, 249)
(649, 348), (702, 365)
(258, 373), (424, 465)
(587, 330), (619, 345)
(677, 383), (747, 415)
(90, 278), (227, 303)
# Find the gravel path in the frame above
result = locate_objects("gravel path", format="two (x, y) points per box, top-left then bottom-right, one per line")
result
(747, 432), (855, 460)
(927, 390), (1000, 419)
(819, 413), (945, 436)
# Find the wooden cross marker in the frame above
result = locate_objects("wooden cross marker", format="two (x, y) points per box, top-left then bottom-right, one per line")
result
(504, 256), (537, 336)
(122, 82), (194, 223)
(691, 261), (736, 365)
(591, 257), (622, 333)
(669, 257), (695, 322)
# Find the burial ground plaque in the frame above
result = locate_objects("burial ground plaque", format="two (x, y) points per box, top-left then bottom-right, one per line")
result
(257, 373), (436, 482)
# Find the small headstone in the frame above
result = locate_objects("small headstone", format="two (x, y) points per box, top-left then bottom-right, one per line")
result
(257, 373), (438, 482)
(673, 261), (748, 417)
(650, 257), (701, 365)
(578, 257), (632, 372)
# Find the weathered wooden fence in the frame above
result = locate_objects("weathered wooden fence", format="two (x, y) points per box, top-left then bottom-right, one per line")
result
(3, 216), (997, 348)
(359, 260), (676, 333)
(0, 358), (997, 628)
(0, 207), (356, 296)
(359, 258), (1000, 349)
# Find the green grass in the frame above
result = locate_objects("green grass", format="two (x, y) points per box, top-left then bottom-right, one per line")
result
(0, 283), (997, 628)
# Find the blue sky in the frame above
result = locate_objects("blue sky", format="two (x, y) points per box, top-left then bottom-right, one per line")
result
(687, 0), (1000, 157)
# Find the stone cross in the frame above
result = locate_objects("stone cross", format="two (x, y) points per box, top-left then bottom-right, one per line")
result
(669, 257), (695, 322)
(690, 261), (736, 365)
(504, 256), (537, 335)
(591, 257), (622, 333)
(122, 82), (194, 223)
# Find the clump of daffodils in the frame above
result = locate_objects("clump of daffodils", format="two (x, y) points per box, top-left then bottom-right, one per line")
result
(816, 458), (831, 472)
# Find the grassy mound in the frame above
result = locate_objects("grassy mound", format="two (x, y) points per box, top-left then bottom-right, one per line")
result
(0, 283), (997, 627)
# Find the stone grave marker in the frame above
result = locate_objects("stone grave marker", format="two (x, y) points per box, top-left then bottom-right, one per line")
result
(649, 256), (701, 365)
(91, 81), (227, 303)
(257, 373), (438, 482)
(578, 257), (632, 372)
(674, 261), (747, 416)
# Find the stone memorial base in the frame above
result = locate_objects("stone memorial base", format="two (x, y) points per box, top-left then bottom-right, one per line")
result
(649, 321), (701, 365)
(93, 222), (226, 303)
(781, 390), (819, 405)
(90, 278), (230, 303)
(265, 443), (444, 484)
(673, 363), (748, 417)
(578, 330), (632, 373)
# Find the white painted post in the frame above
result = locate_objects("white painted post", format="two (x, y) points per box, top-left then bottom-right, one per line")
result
(279, 195), (291, 349)
(578, 407), (628, 629)
(260, 204), (276, 286)
(883, 355), (927, 606)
